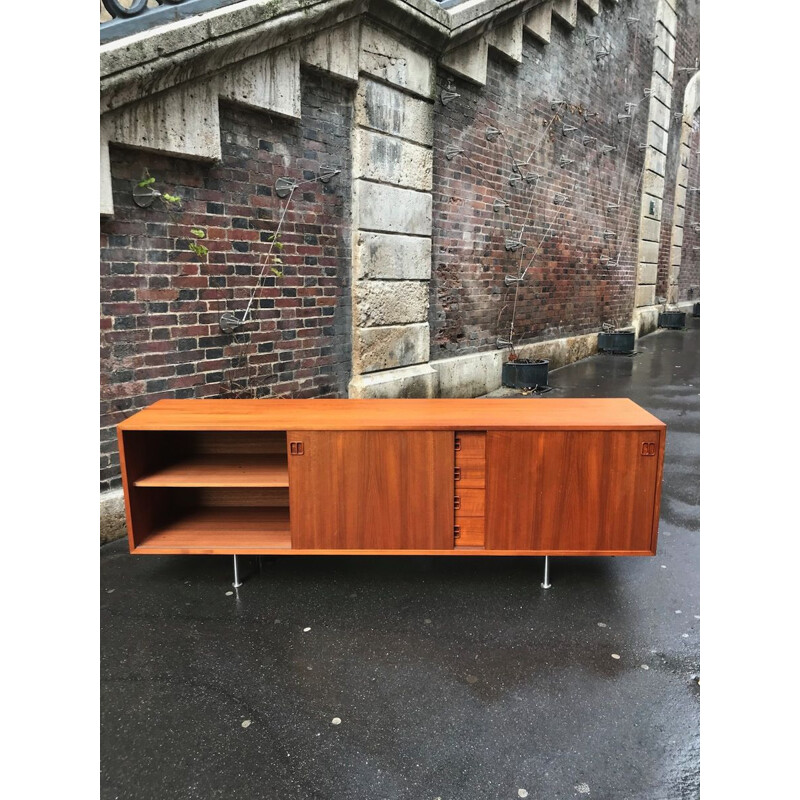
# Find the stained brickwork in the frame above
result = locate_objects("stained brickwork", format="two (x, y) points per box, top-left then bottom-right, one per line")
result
(430, 0), (698, 357)
(100, 73), (353, 491)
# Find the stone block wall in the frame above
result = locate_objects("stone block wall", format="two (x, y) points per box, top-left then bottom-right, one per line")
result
(100, 72), (353, 491)
(655, 0), (699, 302)
(677, 114), (699, 300)
(431, 0), (655, 358)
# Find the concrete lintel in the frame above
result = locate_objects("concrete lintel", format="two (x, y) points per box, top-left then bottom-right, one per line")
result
(360, 22), (436, 99)
(552, 0), (578, 30)
(216, 47), (301, 120)
(100, 126), (114, 218)
(524, 1), (553, 44)
(578, 0), (601, 16)
(486, 16), (524, 65)
(349, 362), (439, 398)
(103, 80), (222, 162)
(440, 37), (489, 86)
(300, 17), (360, 83)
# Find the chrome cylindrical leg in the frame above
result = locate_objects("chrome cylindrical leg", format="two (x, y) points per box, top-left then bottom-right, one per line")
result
(232, 554), (243, 588)
(541, 555), (552, 589)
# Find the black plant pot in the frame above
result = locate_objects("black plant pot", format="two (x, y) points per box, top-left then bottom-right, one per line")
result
(693, 302), (700, 318)
(658, 311), (686, 330)
(598, 329), (636, 354)
(502, 359), (549, 389)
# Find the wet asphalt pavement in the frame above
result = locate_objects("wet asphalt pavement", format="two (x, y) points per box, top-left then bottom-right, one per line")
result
(101, 319), (700, 800)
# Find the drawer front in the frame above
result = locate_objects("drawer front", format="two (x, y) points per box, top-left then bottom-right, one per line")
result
(454, 517), (484, 547)
(454, 488), (485, 517)
(454, 459), (485, 488)
(454, 432), (485, 460)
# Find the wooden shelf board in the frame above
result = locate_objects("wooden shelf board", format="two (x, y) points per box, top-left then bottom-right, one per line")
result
(134, 507), (291, 554)
(135, 455), (289, 487)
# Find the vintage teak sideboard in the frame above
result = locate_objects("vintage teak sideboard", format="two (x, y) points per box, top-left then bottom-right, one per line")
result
(117, 398), (666, 584)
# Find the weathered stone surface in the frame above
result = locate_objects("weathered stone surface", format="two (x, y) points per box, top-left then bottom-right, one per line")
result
(655, 23), (676, 61)
(675, 184), (686, 208)
(486, 17), (523, 65)
(360, 24), (435, 99)
(647, 148), (667, 178)
(440, 37), (488, 86)
(638, 263), (658, 284)
(100, 489), (127, 544)
(105, 81), (221, 161)
(301, 18), (359, 83)
(635, 284), (656, 307)
(434, 349), (503, 398)
(524, 1), (552, 44)
(355, 232), (431, 280)
(650, 73), (673, 110)
(647, 120), (669, 155)
(640, 216), (661, 242)
(216, 47), (301, 119)
(579, 0), (600, 17)
(355, 280), (428, 326)
(100, 127), (113, 217)
(673, 204), (685, 228)
(552, 0), (577, 29)
(638, 240), (659, 264)
(355, 322), (429, 373)
(355, 129), (432, 191)
(658, 0), (678, 35)
(633, 305), (659, 337)
(671, 244), (683, 265)
(433, 332), (601, 398)
(644, 170), (665, 197)
(356, 181), (432, 235)
(672, 225), (684, 248)
(677, 163), (689, 188)
(349, 363), (438, 398)
(653, 47), (674, 85)
(684, 71), (700, 116)
(649, 96), (671, 131)
(355, 79), (433, 146)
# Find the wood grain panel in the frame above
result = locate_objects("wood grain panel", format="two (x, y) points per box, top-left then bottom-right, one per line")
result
(454, 432), (486, 458)
(454, 458), (485, 488)
(454, 517), (485, 547)
(454, 489), (485, 517)
(135, 454), (289, 487)
(119, 398), (667, 432)
(486, 430), (661, 553)
(288, 431), (454, 550)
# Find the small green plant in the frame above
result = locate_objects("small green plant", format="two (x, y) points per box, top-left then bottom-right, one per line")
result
(188, 227), (208, 258)
(266, 232), (284, 277)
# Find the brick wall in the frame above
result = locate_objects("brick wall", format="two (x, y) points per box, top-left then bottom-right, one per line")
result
(100, 72), (353, 491)
(431, 1), (660, 357)
(678, 114), (700, 300)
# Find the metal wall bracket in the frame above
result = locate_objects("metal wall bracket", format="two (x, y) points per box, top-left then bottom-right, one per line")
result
(493, 198), (510, 213)
(486, 127), (502, 142)
(562, 125), (578, 136)
(617, 113), (632, 123)
(505, 239), (524, 252)
(220, 311), (243, 334)
(559, 156), (574, 168)
(441, 79), (460, 106)
(275, 176), (295, 198)
(582, 136), (597, 147)
(606, 202), (620, 211)
(504, 274), (525, 286)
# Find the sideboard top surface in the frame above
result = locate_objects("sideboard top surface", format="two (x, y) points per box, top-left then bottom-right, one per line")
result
(118, 398), (665, 432)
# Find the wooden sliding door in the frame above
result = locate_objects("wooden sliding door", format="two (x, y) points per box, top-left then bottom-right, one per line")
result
(486, 430), (663, 554)
(288, 431), (454, 550)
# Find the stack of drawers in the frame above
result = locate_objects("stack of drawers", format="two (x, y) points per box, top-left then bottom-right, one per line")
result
(453, 432), (486, 547)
